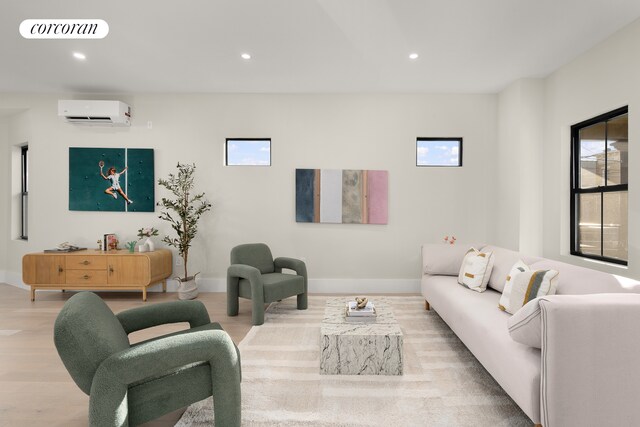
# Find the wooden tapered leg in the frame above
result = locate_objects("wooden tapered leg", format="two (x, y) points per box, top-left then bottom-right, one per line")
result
(142, 287), (147, 302)
(30, 287), (35, 302)
(424, 300), (430, 311)
(162, 280), (167, 292)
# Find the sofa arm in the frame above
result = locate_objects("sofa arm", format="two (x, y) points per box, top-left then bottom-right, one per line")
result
(539, 294), (640, 427)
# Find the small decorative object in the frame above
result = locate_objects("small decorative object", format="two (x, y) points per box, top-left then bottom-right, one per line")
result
(157, 163), (212, 300)
(138, 244), (148, 253)
(103, 233), (118, 251)
(97, 239), (102, 251)
(345, 298), (376, 321)
(137, 227), (159, 252)
(125, 241), (137, 253)
(443, 235), (457, 245)
(355, 296), (368, 309)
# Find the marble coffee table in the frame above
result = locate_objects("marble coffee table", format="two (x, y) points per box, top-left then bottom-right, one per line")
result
(320, 297), (403, 375)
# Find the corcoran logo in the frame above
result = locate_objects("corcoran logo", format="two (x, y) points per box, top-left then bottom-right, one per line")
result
(19, 19), (109, 39)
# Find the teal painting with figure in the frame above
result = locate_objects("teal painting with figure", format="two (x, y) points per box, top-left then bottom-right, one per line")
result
(69, 148), (155, 212)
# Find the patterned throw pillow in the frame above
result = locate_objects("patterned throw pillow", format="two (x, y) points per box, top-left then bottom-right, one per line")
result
(499, 260), (530, 311)
(499, 269), (559, 314)
(457, 248), (495, 292)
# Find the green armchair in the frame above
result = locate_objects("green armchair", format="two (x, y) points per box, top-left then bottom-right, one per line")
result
(53, 292), (241, 427)
(227, 243), (308, 325)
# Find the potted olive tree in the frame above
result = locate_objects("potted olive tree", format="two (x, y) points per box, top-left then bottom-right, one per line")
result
(157, 163), (212, 300)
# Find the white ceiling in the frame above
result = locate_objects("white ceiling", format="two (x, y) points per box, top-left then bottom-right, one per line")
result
(1, 0), (640, 94)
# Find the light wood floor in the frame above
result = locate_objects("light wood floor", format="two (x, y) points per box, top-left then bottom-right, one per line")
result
(0, 284), (256, 427)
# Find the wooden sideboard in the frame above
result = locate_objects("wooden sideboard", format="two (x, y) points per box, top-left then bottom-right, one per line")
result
(22, 249), (173, 301)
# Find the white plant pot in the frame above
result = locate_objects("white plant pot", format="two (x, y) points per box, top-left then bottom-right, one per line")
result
(177, 275), (199, 300)
(144, 237), (155, 252)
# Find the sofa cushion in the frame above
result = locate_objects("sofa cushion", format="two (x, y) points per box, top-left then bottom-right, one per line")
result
(421, 275), (541, 423)
(422, 243), (485, 276)
(481, 245), (543, 293)
(507, 298), (542, 348)
(499, 269), (559, 314)
(529, 259), (640, 295)
(457, 248), (494, 292)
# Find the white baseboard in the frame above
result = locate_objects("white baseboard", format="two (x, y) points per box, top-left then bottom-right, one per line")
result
(2, 272), (420, 295)
(195, 277), (421, 294)
(3, 271), (29, 291)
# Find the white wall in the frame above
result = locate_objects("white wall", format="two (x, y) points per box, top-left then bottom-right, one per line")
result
(0, 93), (497, 292)
(495, 79), (544, 255)
(541, 18), (640, 278)
(0, 119), (8, 279)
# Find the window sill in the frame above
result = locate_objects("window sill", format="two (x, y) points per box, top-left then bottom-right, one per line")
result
(575, 255), (628, 270)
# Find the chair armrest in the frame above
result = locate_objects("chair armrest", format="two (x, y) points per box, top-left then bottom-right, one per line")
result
(228, 264), (263, 282)
(116, 300), (211, 334)
(274, 257), (307, 293)
(95, 330), (237, 384)
(539, 293), (640, 427)
(274, 257), (307, 276)
(89, 330), (241, 426)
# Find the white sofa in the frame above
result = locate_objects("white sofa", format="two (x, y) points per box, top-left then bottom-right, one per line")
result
(421, 244), (640, 427)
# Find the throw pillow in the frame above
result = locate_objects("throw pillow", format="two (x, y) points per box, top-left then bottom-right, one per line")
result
(499, 269), (559, 314)
(457, 248), (495, 292)
(498, 260), (530, 311)
(507, 298), (543, 348)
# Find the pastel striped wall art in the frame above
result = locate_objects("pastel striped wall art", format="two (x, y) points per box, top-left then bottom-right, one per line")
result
(296, 169), (388, 224)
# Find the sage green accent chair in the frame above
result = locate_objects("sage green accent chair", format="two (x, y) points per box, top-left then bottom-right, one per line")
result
(53, 292), (241, 427)
(227, 243), (308, 325)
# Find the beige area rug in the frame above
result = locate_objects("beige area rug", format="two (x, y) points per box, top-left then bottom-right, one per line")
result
(175, 296), (531, 426)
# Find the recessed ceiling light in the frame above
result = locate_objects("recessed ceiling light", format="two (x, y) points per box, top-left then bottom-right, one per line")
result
(409, 53), (419, 60)
(241, 53), (251, 60)
(72, 52), (86, 60)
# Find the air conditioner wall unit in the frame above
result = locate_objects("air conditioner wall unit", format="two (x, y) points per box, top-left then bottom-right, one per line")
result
(58, 100), (131, 126)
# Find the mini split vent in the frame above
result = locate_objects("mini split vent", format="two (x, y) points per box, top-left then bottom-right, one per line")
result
(58, 100), (131, 126)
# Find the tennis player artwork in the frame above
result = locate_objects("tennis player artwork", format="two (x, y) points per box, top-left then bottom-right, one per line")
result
(69, 148), (155, 212)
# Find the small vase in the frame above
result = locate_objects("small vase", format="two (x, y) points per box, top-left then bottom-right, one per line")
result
(144, 237), (155, 252)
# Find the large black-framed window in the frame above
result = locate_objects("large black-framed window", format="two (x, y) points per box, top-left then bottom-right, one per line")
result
(570, 106), (628, 265)
(225, 138), (271, 166)
(416, 137), (463, 167)
(20, 145), (28, 240)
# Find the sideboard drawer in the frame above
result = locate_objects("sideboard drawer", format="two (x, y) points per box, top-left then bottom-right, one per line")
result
(66, 270), (108, 285)
(66, 256), (107, 270)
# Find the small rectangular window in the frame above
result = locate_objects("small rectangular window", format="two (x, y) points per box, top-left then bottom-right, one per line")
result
(571, 106), (628, 265)
(416, 138), (462, 167)
(225, 138), (271, 166)
(21, 145), (28, 240)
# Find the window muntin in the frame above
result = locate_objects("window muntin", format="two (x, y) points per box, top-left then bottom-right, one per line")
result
(225, 138), (271, 166)
(416, 138), (462, 167)
(571, 107), (628, 265)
